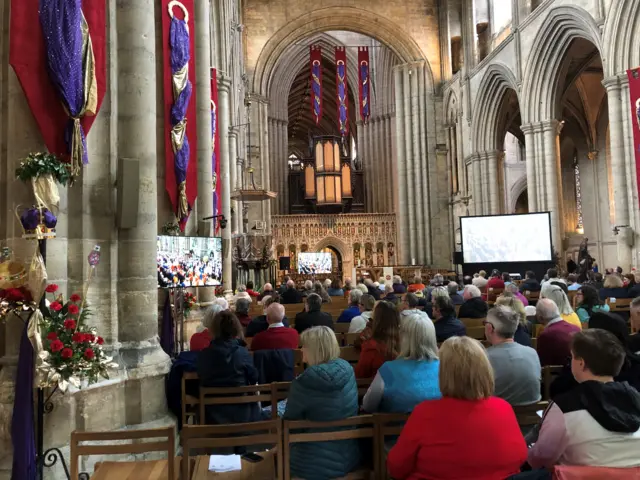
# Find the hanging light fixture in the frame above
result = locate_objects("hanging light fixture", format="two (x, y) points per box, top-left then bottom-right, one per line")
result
(304, 135), (352, 211)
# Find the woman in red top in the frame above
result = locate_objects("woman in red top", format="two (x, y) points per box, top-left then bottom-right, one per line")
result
(354, 301), (399, 378)
(387, 336), (527, 480)
(189, 304), (224, 351)
(407, 276), (426, 294)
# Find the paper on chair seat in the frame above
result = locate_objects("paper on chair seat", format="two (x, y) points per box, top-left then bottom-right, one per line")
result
(209, 454), (242, 472)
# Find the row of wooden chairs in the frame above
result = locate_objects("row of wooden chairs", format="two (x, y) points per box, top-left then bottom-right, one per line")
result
(72, 399), (550, 480)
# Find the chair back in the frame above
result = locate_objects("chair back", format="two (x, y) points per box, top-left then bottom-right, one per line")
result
(340, 346), (361, 364)
(334, 333), (346, 346)
(525, 291), (540, 303)
(487, 288), (503, 304)
(542, 365), (564, 401)
(334, 323), (351, 334)
(181, 371), (199, 426)
(344, 332), (361, 346)
(466, 326), (486, 340)
(606, 297), (633, 313)
(512, 401), (549, 427)
(553, 465), (640, 479)
(270, 382), (292, 416)
(293, 349), (305, 375)
(199, 384), (271, 423)
(181, 420), (283, 480)
(460, 317), (485, 328)
(70, 427), (175, 480)
(356, 378), (373, 399)
(282, 415), (377, 480)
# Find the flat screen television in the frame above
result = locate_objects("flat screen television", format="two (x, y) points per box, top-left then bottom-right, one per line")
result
(460, 212), (553, 264)
(157, 236), (222, 288)
(297, 252), (332, 274)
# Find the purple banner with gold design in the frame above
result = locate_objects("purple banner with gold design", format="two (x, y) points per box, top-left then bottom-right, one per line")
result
(335, 47), (348, 136)
(310, 46), (322, 126)
(358, 47), (370, 124)
(211, 68), (221, 234)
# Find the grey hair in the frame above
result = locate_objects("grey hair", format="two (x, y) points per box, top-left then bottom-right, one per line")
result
(464, 284), (482, 298)
(447, 282), (459, 295)
(286, 279), (295, 288)
(431, 286), (450, 301)
(364, 278), (373, 286)
(324, 278), (332, 288)
(536, 298), (561, 323)
(398, 313), (439, 361)
(631, 296), (640, 309)
(541, 285), (574, 315)
(212, 297), (229, 310)
(385, 284), (393, 293)
(506, 283), (519, 293)
(392, 275), (402, 285)
(487, 305), (519, 339)
(349, 288), (363, 304)
(237, 284), (247, 293)
(304, 280), (313, 290)
(356, 284), (368, 293)
(306, 293), (322, 311)
(203, 304), (225, 330)
(235, 297), (250, 315)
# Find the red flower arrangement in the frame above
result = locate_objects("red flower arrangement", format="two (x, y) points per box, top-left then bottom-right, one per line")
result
(39, 288), (117, 389)
(0, 286), (35, 319)
(183, 291), (197, 318)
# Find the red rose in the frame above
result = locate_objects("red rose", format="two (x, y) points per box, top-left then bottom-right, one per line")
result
(84, 348), (95, 360)
(45, 284), (59, 293)
(49, 301), (62, 312)
(63, 319), (76, 330)
(67, 304), (79, 315)
(86, 334), (95, 343)
(72, 332), (85, 343)
(5, 288), (25, 302)
(96, 336), (104, 345)
(49, 339), (64, 353)
(60, 348), (73, 359)
(47, 332), (58, 341)
(70, 294), (81, 303)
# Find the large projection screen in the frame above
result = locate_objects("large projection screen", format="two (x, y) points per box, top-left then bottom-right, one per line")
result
(298, 252), (332, 274)
(461, 213), (552, 264)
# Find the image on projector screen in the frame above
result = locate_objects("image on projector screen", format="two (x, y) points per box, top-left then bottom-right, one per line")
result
(461, 213), (552, 263)
(298, 253), (332, 274)
(157, 236), (222, 288)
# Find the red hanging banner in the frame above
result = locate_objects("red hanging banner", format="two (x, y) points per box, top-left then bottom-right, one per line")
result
(335, 47), (348, 136)
(211, 68), (221, 235)
(627, 68), (640, 209)
(310, 46), (323, 126)
(9, 0), (107, 158)
(161, 0), (198, 228)
(358, 47), (371, 124)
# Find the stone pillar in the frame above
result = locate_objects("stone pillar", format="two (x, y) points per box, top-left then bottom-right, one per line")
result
(393, 67), (409, 265)
(521, 123), (537, 211)
(533, 122), (546, 210)
(471, 153), (483, 215)
(260, 100), (272, 233)
(218, 75), (233, 292)
(375, 118), (383, 212)
(603, 76), (633, 269)
(116, 0), (169, 374)
(383, 115), (394, 212)
(281, 120), (289, 214)
(228, 127), (239, 234)
(412, 66), (426, 261)
(402, 65), (417, 263)
(487, 150), (499, 214)
(541, 120), (563, 255)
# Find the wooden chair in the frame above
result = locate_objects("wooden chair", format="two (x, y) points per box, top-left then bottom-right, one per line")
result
(70, 427), (176, 480)
(340, 346), (361, 364)
(270, 382), (291, 415)
(376, 413), (410, 480)
(181, 371), (199, 426)
(454, 304), (461, 316)
(334, 333), (346, 346)
(283, 415), (377, 480)
(334, 323), (351, 334)
(343, 332), (360, 346)
(531, 337), (538, 350)
(460, 317), (485, 328)
(245, 336), (253, 348)
(525, 291), (540, 304)
(542, 365), (564, 401)
(293, 349), (305, 376)
(181, 420), (283, 480)
(356, 378), (373, 401)
(534, 324), (544, 338)
(513, 401), (549, 428)
(466, 326), (486, 340)
(199, 384), (272, 424)
(606, 297), (633, 313)
(487, 288), (503, 304)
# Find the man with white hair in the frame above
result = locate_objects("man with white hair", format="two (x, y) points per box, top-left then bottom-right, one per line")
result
(250, 303), (299, 351)
(212, 297), (229, 310)
(458, 285), (488, 319)
(536, 298), (580, 366)
(245, 295), (291, 337)
(447, 282), (464, 305)
(232, 284), (252, 304)
(392, 275), (406, 294)
(324, 278), (332, 289)
(189, 304), (224, 351)
(364, 278), (381, 300)
(485, 305), (541, 406)
(259, 283), (274, 301)
(301, 279), (314, 298)
(337, 288), (363, 323)
(281, 279), (302, 304)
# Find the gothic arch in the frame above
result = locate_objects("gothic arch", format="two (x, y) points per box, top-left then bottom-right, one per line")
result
(444, 88), (459, 123)
(510, 174), (528, 213)
(603, 0), (640, 76)
(521, 5), (603, 123)
(252, 7), (432, 99)
(313, 236), (349, 260)
(471, 63), (520, 152)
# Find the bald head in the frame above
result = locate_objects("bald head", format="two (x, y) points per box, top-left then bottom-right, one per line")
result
(266, 303), (285, 325)
(536, 298), (561, 325)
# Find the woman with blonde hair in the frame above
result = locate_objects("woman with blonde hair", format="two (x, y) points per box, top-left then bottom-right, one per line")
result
(363, 313), (441, 413)
(541, 284), (582, 329)
(387, 336), (527, 480)
(599, 273), (630, 301)
(495, 293), (532, 347)
(283, 326), (361, 479)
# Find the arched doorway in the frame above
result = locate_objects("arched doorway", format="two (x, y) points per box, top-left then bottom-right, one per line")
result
(320, 246), (343, 274)
(514, 189), (528, 214)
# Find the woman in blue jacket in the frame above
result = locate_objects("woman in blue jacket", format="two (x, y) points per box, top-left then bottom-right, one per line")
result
(283, 326), (361, 480)
(362, 312), (441, 413)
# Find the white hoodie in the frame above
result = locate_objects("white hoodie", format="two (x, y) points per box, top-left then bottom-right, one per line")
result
(349, 311), (372, 333)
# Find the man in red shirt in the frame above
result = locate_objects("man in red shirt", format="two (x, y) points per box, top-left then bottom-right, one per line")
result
(251, 303), (299, 351)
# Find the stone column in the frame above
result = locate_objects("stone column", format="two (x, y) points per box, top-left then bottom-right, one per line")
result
(403, 65), (417, 263)
(541, 120), (563, 255)
(116, 0), (169, 373)
(375, 118), (383, 212)
(218, 75), (233, 292)
(487, 150), (499, 214)
(533, 122), (546, 210)
(603, 76), (633, 269)
(471, 153), (483, 215)
(521, 123), (537, 211)
(383, 115), (394, 212)
(260, 100), (272, 232)
(281, 120), (289, 215)
(393, 67), (409, 265)
(228, 127), (239, 234)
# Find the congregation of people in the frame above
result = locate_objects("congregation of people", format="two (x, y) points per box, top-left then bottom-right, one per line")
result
(171, 267), (640, 479)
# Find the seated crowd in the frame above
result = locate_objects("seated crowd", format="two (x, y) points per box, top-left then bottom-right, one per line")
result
(174, 267), (640, 479)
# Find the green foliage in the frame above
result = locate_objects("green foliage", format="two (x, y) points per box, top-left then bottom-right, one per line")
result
(15, 152), (73, 186)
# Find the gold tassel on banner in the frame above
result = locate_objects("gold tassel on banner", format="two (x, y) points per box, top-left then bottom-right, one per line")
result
(178, 181), (189, 220)
(69, 117), (83, 177)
